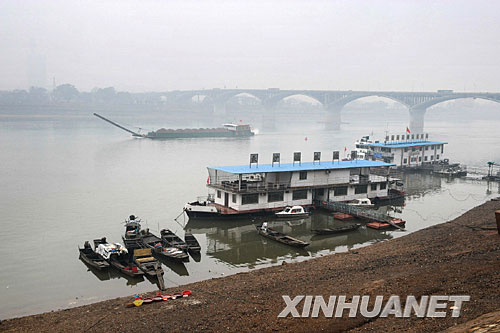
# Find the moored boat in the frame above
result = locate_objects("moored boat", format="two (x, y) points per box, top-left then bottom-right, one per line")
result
(78, 241), (109, 270)
(256, 224), (309, 248)
(311, 224), (361, 235)
(133, 248), (164, 277)
(141, 232), (189, 262)
(94, 238), (144, 277)
(160, 229), (189, 252)
(275, 206), (311, 218)
(346, 198), (374, 208)
(184, 233), (201, 254)
(367, 218), (406, 230)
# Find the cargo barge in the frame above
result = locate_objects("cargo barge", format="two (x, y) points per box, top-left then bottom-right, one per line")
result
(94, 113), (254, 139)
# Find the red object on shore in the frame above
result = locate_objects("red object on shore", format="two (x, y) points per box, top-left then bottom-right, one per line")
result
(334, 213), (354, 220)
(367, 219), (406, 230)
(495, 210), (500, 235)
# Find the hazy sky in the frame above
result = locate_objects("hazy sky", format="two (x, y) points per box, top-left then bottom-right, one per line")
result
(1, 0), (499, 92)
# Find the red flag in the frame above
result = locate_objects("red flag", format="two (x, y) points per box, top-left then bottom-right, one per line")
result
(344, 146), (347, 152)
(206, 176), (210, 184)
(406, 127), (411, 134)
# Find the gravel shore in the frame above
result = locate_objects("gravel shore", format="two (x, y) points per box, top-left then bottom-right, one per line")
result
(2, 199), (500, 332)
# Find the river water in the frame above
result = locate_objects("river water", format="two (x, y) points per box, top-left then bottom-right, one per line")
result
(0, 106), (499, 319)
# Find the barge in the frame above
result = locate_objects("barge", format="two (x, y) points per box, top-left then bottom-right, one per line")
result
(94, 113), (254, 139)
(185, 156), (397, 219)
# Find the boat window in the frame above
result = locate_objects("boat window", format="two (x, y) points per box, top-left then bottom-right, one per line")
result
(441, 145), (444, 154)
(217, 190), (221, 198)
(403, 158), (407, 164)
(371, 183), (377, 191)
(380, 182), (387, 190)
(431, 155), (434, 160)
(241, 193), (259, 205)
(284, 207), (291, 213)
(232, 194), (237, 203)
(292, 189), (308, 200)
(419, 156), (422, 162)
(355, 185), (368, 194)
(424, 156), (428, 161)
(436, 155), (440, 160)
(404, 148), (408, 152)
(299, 171), (307, 180)
(268, 191), (284, 203)
(334, 186), (348, 196)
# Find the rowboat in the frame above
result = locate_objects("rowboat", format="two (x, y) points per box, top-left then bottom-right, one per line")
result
(184, 232), (201, 254)
(256, 225), (309, 248)
(160, 229), (189, 252)
(94, 238), (144, 277)
(141, 232), (189, 262)
(311, 224), (361, 235)
(78, 241), (109, 270)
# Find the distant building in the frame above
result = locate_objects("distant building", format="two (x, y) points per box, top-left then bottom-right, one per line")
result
(365, 134), (447, 168)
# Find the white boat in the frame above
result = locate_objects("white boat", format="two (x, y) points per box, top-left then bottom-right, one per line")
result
(353, 135), (374, 160)
(275, 206), (310, 218)
(346, 198), (374, 207)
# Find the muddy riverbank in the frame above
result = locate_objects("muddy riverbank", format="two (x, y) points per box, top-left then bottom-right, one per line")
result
(2, 199), (500, 332)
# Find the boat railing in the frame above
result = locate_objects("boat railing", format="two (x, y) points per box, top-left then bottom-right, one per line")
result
(209, 180), (292, 193)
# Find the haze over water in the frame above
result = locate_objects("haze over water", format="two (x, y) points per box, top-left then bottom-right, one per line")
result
(0, 104), (499, 319)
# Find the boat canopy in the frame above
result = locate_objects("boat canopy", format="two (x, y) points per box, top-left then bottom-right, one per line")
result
(96, 243), (127, 260)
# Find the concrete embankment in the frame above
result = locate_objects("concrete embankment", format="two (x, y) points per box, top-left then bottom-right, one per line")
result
(2, 199), (500, 332)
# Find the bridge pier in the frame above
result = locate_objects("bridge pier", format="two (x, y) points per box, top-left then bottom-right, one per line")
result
(409, 107), (426, 133)
(261, 105), (277, 131)
(212, 101), (227, 117)
(324, 105), (342, 131)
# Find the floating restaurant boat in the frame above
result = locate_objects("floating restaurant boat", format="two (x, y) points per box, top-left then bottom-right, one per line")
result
(185, 154), (396, 219)
(94, 113), (254, 139)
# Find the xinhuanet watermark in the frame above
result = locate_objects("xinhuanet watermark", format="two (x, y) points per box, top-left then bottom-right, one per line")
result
(278, 295), (470, 318)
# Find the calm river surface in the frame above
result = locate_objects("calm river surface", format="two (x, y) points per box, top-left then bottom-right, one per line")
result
(0, 107), (499, 319)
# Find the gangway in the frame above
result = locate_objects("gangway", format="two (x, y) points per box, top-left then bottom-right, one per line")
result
(316, 200), (405, 230)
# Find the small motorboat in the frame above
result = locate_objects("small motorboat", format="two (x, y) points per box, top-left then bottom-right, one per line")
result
(123, 215), (142, 240)
(78, 241), (109, 270)
(94, 238), (144, 277)
(275, 206), (311, 218)
(312, 224), (361, 235)
(160, 229), (189, 252)
(184, 232), (201, 254)
(256, 224), (309, 248)
(346, 198), (374, 207)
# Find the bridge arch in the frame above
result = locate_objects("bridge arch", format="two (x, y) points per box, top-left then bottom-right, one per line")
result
(414, 95), (500, 110)
(327, 93), (411, 110)
(264, 92), (326, 108)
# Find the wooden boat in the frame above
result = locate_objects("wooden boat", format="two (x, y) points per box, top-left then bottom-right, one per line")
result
(311, 224), (361, 235)
(141, 232), (189, 262)
(78, 241), (109, 270)
(367, 219), (406, 230)
(160, 229), (189, 252)
(333, 213), (354, 220)
(133, 248), (163, 277)
(94, 238), (144, 277)
(184, 232), (201, 253)
(275, 206), (311, 218)
(256, 225), (309, 248)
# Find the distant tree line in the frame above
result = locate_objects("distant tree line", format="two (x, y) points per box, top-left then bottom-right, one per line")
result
(0, 84), (168, 106)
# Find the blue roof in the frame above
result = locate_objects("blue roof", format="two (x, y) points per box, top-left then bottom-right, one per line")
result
(209, 160), (394, 174)
(366, 141), (447, 148)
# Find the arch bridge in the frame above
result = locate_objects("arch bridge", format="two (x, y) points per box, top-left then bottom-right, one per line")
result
(165, 89), (500, 132)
